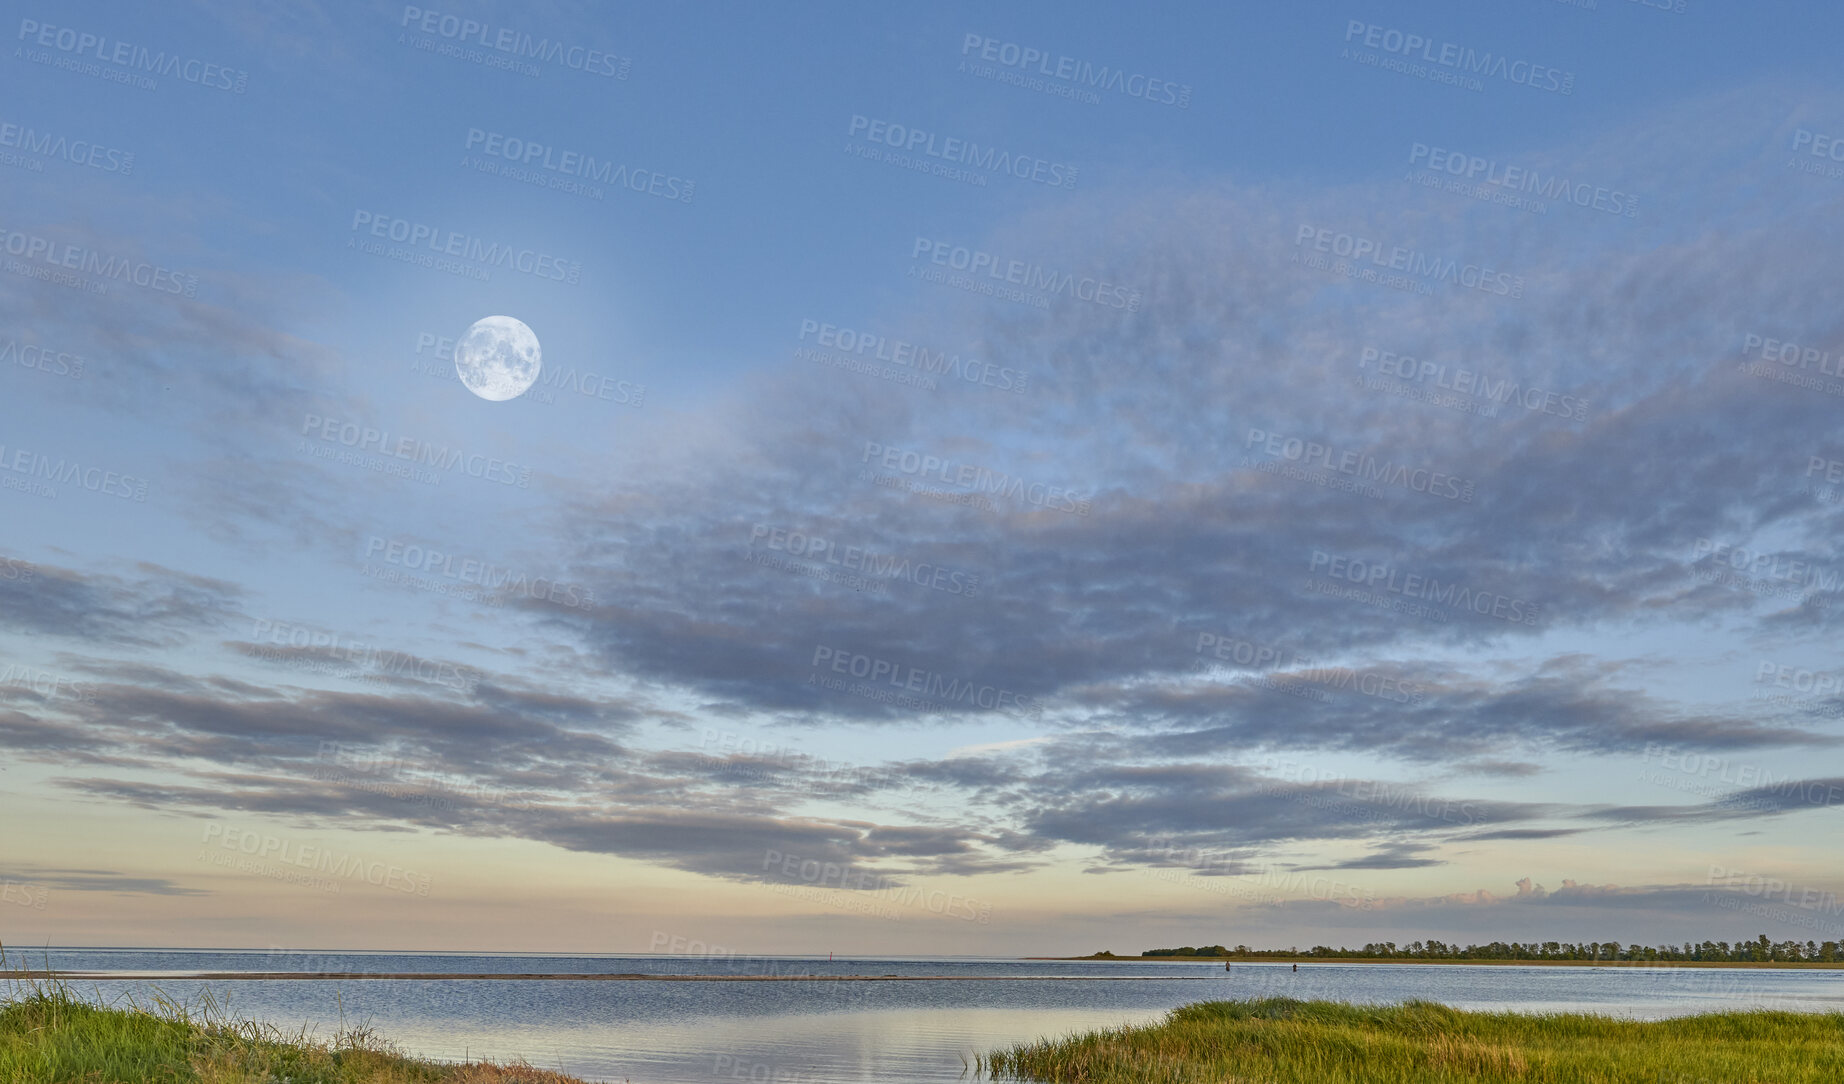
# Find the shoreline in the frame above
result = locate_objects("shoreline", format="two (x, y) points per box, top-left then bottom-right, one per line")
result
(0, 969), (1228, 982)
(13, 957), (1842, 979)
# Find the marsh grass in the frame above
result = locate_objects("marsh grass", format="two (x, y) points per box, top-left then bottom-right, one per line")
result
(0, 947), (596, 1083)
(979, 997), (1844, 1083)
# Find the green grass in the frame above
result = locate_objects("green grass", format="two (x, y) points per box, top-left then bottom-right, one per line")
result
(0, 977), (595, 1083)
(979, 997), (1844, 1083)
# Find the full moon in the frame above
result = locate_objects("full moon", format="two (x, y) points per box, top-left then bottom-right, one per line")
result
(454, 315), (542, 401)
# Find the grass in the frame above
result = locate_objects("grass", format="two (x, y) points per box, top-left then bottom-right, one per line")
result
(0, 972), (598, 1083)
(979, 997), (1844, 1083)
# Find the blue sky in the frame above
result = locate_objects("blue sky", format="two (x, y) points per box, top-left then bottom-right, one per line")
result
(3, 0), (1844, 955)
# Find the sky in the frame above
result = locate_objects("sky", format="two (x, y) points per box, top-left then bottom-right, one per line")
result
(3, 0), (1844, 958)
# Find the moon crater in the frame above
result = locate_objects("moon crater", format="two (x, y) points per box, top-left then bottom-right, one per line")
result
(454, 315), (541, 401)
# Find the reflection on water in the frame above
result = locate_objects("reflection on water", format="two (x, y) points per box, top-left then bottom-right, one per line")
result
(18, 949), (1844, 1084)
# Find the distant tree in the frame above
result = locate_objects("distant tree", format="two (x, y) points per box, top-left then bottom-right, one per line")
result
(1133, 934), (1835, 964)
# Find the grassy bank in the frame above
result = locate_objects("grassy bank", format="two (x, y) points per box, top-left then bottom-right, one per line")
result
(981, 997), (1844, 1083)
(0, 982), (593, 1083)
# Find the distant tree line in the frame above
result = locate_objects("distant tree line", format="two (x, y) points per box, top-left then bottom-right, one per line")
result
(1128, 935), (1842, 962)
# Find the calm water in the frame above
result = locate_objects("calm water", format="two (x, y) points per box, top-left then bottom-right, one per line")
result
(14, 948), (1844, 1084)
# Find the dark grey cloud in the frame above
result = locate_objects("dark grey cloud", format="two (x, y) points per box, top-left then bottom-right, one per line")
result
(1456, 828), (1588, 842)
(1576, 776), (1844, 827)
(1117, 659), (1838, 764)
(0, 558), (242, 647)
(0, 866), (205, 896)
(1301, 844), (1445, 871)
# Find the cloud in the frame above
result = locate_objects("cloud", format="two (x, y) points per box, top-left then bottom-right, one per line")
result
(0, 866), (206, 896)
(7, 83), (1844, 912)
(0, 558), (242, 647)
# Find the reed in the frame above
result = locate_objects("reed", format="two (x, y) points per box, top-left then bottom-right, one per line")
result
(979, 996), (1844, 1083)
(0, 950), (595, 1084)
